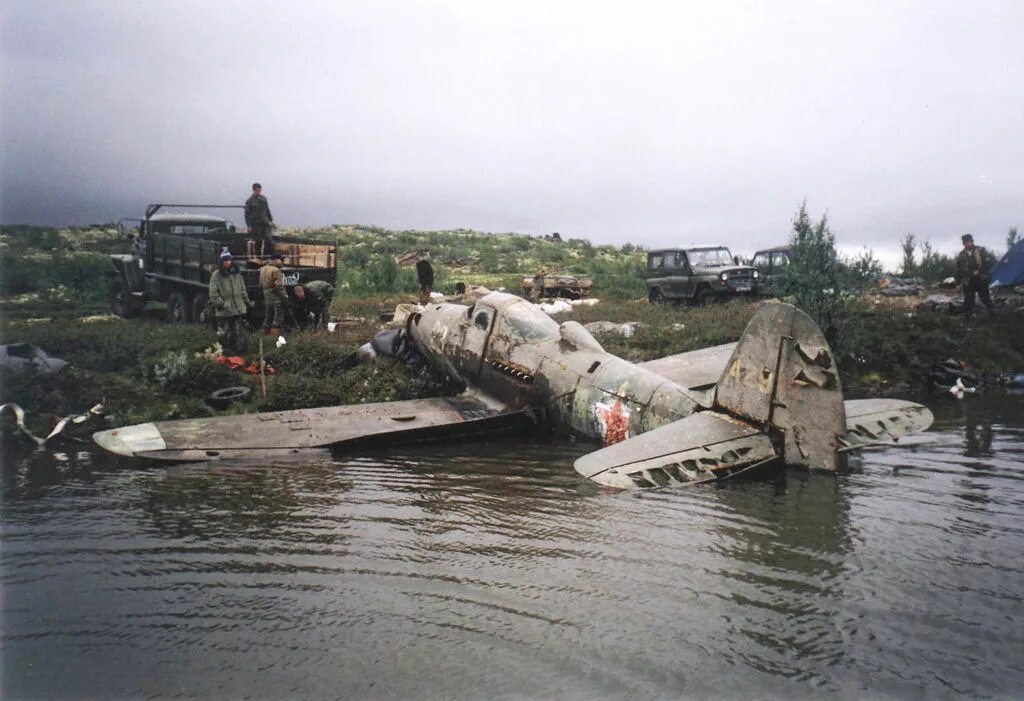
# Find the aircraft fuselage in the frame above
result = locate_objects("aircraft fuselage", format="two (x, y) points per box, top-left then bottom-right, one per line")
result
(409, 293), (704, 446)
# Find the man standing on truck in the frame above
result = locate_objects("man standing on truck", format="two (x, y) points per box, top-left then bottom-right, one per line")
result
(245, 182), (274, 258)
(209, 251), (252, 355)
(260, 251), (288, 337)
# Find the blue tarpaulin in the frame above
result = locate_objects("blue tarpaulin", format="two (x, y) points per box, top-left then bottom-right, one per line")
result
(991, 241), (1024, 288)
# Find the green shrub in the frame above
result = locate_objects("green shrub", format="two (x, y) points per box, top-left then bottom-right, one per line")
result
(147, 351), (239, 395)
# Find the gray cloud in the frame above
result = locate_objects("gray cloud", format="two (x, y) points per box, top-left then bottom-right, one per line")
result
(2, 0), (1022, 265)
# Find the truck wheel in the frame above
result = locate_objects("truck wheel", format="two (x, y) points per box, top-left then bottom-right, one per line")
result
(648, 288), (665, 305)
(110, 277), (141, 318)
(695, 287), (714, 306)
(192, 292), (212, 326)
(166, 290), (192, 324)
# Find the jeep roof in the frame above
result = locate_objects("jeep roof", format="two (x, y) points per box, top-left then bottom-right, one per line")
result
(648, 245), (732, 254)
(752, 245), (791, 255)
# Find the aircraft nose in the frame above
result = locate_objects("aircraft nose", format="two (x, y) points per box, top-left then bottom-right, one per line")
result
(92, 423), (166, 457)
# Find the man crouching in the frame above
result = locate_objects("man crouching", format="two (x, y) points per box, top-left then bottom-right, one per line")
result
(294, 280), (335, 331)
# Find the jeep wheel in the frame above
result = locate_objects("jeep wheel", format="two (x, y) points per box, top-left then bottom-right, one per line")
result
(695, 286), (715, 306)
(110, 277), (141, 318)
(648, 288), (665, 305)
(166, 290), (192, 324)
(192, 292), (212, 326)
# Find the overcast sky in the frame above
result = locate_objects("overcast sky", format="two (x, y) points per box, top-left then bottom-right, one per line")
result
(2, 0), (1021, 264)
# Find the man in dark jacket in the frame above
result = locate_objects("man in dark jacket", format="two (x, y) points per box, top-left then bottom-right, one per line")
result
(245, 182), (274, 258)
(955, 233), (995, 318)
(209, 251), (252, 354)
(416, 253), (434, 304)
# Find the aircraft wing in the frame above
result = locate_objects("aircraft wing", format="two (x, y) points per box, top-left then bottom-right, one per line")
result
(575, 398), (935, 489)
(93, 392), (523, 462)
(638, 342), (737, 393)
(839, 398), (934, 450)
(574, 410), (778, 489)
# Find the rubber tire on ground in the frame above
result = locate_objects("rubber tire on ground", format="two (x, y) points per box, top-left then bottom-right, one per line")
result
(166, 289), (192, 324)
(695, 287), (715, 306)
(648, 287), (665, 305)
(110, 277), (142, 318)
(192, 292), (212, 326)
(206, 386), (251, 410)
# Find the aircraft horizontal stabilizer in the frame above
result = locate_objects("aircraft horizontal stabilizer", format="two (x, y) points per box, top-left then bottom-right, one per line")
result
(574, 411), (777, 489)
(93, 392), (521, 462)
(839, 398), (934, 450)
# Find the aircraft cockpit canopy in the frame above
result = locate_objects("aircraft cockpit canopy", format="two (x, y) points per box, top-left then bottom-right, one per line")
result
(502, 300), (560, 342)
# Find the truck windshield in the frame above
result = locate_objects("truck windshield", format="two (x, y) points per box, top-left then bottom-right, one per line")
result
(688, 248), (734, 267)
(502, 302), (560, 342)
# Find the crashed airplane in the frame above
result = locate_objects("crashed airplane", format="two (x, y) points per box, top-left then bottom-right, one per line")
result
(93, 293), (933, 488)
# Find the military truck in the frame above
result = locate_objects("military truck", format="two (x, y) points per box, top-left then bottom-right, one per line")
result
(521, 272), (593, 300)
(645, 246), (759, 304)
(108, 203), (337, 324)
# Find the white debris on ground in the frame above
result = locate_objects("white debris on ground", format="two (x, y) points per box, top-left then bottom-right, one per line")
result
(949, 377), (977, 399)
(538, 300), (574, 315)
(583, 321), (648, 337)
(571, 298), (599, 306)
(429, 291), (445, 302)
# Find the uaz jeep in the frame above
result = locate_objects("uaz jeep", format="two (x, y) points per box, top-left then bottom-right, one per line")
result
(645, 246), (759, 304)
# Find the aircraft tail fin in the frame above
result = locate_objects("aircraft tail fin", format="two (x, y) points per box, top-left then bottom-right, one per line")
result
(713, 302), (847, 472)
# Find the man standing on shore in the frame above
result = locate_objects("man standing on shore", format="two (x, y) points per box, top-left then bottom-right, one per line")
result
(260, 251), (288, 337)
(245, 182), (274, 258)
(209, 251), (252, 354)
(416, 253), (434, 305)
(955, 233), (995, 319)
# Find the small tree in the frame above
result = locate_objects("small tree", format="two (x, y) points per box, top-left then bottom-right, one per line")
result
(779, 202), (844, 340)
(916, 239), (956, 283)
(900, 233), (917, 277)
(1008, 227), (1019, 252)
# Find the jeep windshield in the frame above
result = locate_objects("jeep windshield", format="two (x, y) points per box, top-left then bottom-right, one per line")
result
(687, 248), (734, 267)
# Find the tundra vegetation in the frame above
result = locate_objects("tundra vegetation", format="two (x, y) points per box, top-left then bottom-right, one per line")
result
(1, 209), (1022, 435)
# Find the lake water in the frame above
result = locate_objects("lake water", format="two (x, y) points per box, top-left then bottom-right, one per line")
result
(2, 395), (1023, 699)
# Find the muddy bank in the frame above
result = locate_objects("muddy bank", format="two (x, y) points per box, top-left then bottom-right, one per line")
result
(2, 296), (1022, 436)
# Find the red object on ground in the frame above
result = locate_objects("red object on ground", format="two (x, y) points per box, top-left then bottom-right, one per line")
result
(215, 354), (275, 375)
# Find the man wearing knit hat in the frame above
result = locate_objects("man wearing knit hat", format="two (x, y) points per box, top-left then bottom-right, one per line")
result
(208, 250), (252, 354)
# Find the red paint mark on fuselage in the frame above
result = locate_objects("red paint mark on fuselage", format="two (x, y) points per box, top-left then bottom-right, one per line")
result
(596, 399), (630, 446)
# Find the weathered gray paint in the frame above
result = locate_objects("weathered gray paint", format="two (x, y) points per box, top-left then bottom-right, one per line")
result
(94, 293), (934, 489)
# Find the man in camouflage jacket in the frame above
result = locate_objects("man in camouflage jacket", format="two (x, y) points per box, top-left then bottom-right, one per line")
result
(955, 233), (995, 318)
(259, 252), (288, 336)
